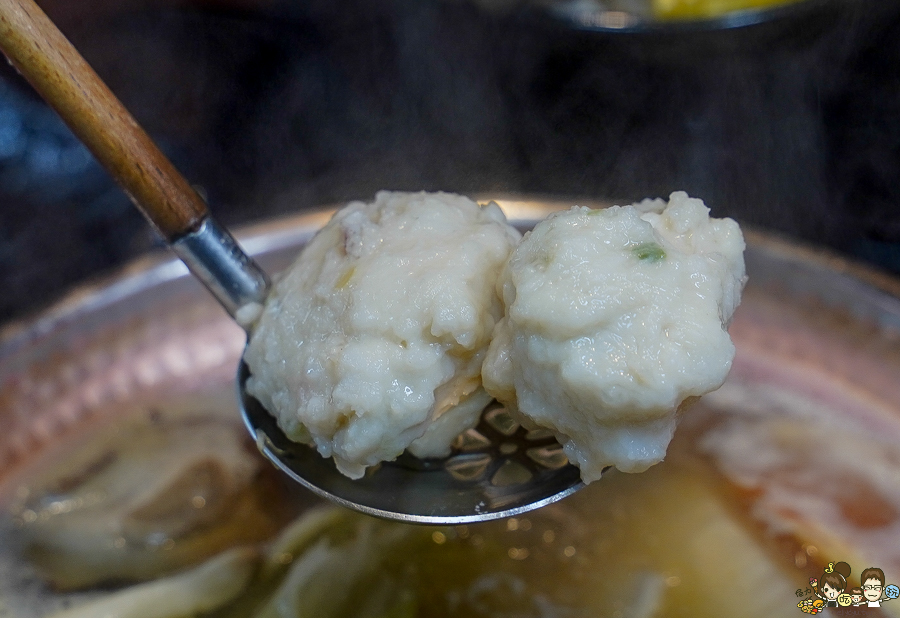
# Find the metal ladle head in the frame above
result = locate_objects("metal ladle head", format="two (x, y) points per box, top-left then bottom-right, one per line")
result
(174, 218), (585, 524)
(0, 0), (585, 523)
(240, 359), (584, 524)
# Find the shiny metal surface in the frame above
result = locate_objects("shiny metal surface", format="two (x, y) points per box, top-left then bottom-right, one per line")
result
(241, 360), (585, 524)
(550, 0), (829, 32)
(171, 216), (270, 319)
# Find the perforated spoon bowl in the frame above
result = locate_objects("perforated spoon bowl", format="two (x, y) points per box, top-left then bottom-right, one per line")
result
(0, 0), (585, 523)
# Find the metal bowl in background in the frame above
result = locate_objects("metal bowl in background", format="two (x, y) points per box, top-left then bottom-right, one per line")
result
(541, 0), (835, 31)
(1, 198), (900, 616)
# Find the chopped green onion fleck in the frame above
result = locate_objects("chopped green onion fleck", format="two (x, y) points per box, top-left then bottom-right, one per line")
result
(631, 243), (666, 263)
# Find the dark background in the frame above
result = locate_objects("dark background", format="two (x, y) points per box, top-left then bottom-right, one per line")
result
(1, 0), (899, 324)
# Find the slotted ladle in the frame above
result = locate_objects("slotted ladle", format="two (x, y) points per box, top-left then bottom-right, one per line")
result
(0, 0), (584, 523)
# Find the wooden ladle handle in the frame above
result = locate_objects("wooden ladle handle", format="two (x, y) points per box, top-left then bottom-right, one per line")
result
(0, 0), (208, 241)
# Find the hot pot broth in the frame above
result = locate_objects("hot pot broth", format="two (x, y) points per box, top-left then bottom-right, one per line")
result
(0, 395), (806, 618)
(1, 204), (898, 617)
